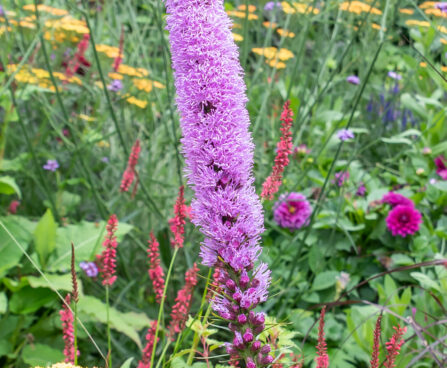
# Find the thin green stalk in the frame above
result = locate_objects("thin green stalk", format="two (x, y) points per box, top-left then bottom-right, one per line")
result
(150, 247), (180, 368)
(73, 302), (78, 365)
(106, 285), (112, 368)
(186, 268), (212, 364)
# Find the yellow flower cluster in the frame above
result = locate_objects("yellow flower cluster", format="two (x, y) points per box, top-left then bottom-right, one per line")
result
(281, 2), (320, 15)
(340, 1), (382, 15)
(399, 9), (414, 15)
(0, 16), (36, 30)
(126, 96), (148, 109)
(251, 47), (294, 69)
(419, 1), (439, 9)
(117, 64), (149, 77)
(232, 32), (243, 42)
(45, 16), (89, 35)
(277, 28), (295, 38)
(23, 4), (68, 16)
(227, 5), (258, 20)
(424, 8), (447, 18)
(95, 44), (121, 58)
(132, 78), (165, 93)
(405, 19), (447, 33)
(0, 26), (12, 36)
(263, 21), (278, 29)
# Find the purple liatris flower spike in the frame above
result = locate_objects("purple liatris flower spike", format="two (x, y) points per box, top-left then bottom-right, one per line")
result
(163, 0), (271, 366)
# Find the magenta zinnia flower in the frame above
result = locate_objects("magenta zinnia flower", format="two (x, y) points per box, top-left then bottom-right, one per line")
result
(164, 0), (271, 365)
(434, 155), (447, 180)
(386, 205), (422, 238)
(382, 192), (413, 208)
(274, 192), (312, 230)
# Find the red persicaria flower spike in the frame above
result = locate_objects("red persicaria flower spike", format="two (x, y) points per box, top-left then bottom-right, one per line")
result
(120, 139), (141, 193)
(261, 100), (294, 200)
(168, 263), (199, 337)
(65, 34), (91, 78)
(137, 321), (158, 368)
(60, 294), (75, 363)
(316, 306), (329, 368)
(169, 186), (186, 249)
(370, 315), (382, 368)
(113, 26), (125, 72)
(71, 243), (79, 303)
(147, 232), (165, 303)
(96, 214), (119, 286)
(383, 325), (407, 368)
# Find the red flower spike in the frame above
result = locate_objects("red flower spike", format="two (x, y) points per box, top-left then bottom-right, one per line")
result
(113, 26), (125, 72)
(65, 34), (91, 79)
(370, 315), (382, 368)
(261, 100), (293, 200)
(120, 139), (141, 193)
(384, 325), (407, 368)
(315, 306), (329, 368)
(168, 263), (199, 337)
(96, 214), (119, 286)
(169, 186), (186, 249)
(137, 321), (158, 368)
(60, 294), (75, 363)
(147, 232), (165, 303)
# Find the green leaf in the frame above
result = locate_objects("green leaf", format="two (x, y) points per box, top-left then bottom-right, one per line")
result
(312, 271), (339, 291)
(0, 292), (7, 314)
(33, 209), (57, 268)
(27, 273), (83, 295)
(21, 343), (65, 367)
(9, 286), (55, 314)
(0, 216), (35, 278)
(48, 220), (133, 272)
(120, 357), (134, 368)
(410, 272), (441, 292)
(0, 176), (21, 198)
(77, 295), (150, 349)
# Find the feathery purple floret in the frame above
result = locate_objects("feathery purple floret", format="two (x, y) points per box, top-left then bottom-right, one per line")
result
(164, 0), (271, 366)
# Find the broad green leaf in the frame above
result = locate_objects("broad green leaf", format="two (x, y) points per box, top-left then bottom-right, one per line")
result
(0, 176), (21, 198)
(34, 209), (57, 268)
(9, 286), (55, 314)
(0, 292), (7, 314)
(27, 273), (83, 295)
(410, 272), (440, 292)
(77, 295), (150, 349)
(0, 216), (35, 278)
(48, 220), (133, 272)
(312, 271), (339, 291)
(120, 358), (134, 368)
(21, 343), (65, 367)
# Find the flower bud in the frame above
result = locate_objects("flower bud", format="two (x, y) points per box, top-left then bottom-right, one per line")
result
(233, 292), (242, 302)
(226, 279), (236, 290)
(260, 345), (271, 354)
(238, 314), (247, 324)
(243, 328), (253, 343)
(246, 357), (256, 368)
(261, 355), (273, 365)
(251, 340), (261, 352)
(240, 272), (250, 288)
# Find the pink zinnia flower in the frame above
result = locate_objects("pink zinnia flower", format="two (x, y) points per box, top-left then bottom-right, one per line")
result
(386, 205), (422, 237)
(169, 186), (186, 249)
(60, 294), (75, 363)
(382, 192), (414, 207)
(137, 321), (158, 368)
(261, 100), (293, 200)
(96, 214), (119, 286)
(147, 232), (165, 303)
(384, 325), (407, 368)
(434, 155), (447, 180)
(315, 307), (329, 368)
(274, 192), (312, 230)
(120, 139), (141, 192)
(168, 263), (199, 337)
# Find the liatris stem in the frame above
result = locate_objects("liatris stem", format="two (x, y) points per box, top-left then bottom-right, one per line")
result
(261, 100), (293, 200)
(106, 285), (112, 368)
(150, 247), (179, 368)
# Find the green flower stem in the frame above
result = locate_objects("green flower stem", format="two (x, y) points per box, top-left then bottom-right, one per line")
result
(150, 247), (180, 368)
(106, 285), (112, 368)
(73, 302), (78, 365)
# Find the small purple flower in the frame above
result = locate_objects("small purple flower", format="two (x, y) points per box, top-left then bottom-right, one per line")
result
(50, 53), (56, 61)
(273, 192), (312, 230)
(101, 156), (109, 163)
(346, 75), (360, 85)
(107, 79), (123, 92)
(0, 6), (5, 17)
(336, 128), (355, 141)
(264, 1), (282, 11)
(387, 71), (402, 80)
(80, 261), (99, 277)
(436, 2), (447, 12)
(43, 159), (59, 172)
(332, 171), (349, 186)
(63, 48), (72, 58)
(356, 182), (366, 197)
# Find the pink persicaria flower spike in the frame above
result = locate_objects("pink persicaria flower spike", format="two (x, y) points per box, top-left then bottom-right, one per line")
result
(60, 294), (75, 364)
(137, 321), (158, 368)
(381, 192), (414, 207)
(163, 0), (272, 365)
(315, 306), (329, 368)
(65, 34), (91, 78)
(386, 205), (422, 238)
(169, 186), (186, 249)
(96, 214), (119, 286)
(168, 263), (199, 337)
(370, 315), (382, 368)
(435, 155), (447, 180)
(383, 325), (407, 368)
(147, 232), (165, 303)
(274, 192), (312, 230)
(113, 26), (125, 72)
(120, 139), (141, 192)
(261, 100), (293, 200)
(8, 200), (20, 214)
